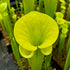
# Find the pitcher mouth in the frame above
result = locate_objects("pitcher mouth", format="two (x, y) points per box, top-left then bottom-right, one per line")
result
(14, 11), (59, 51)
(29, 39), (44, 47)
(0, 3), (7, 13)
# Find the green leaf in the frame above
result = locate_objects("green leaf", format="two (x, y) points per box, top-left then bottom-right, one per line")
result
(14, 11), (59, 52)
(6, 0), (10, 10)
(15, 0), (19, 10)
(66, 37), (70, 54)
(0, 14), (7, 36)
(10, 35), (24, 70)
(19, 46), (34, 58)
(58, 33), (66, 58)
(23, 0), (35, 14)
(67, 4), (70, 21)
(44, 0), (58, 17)
(45, 54), (52, 70)
(64, 48), (70, 70)
(39, 0), (43, 12)
(0, 2), (7, 13)
(2, 12), (13, 36)
(10, 7), (15, 16)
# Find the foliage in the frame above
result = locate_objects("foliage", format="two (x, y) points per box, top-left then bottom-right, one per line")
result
(0, 0), (70, 70)
(14, 11), (59, 70)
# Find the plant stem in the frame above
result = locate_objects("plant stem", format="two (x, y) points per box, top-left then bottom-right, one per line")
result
(10, 35), (24, 70)
(15, 0), (19, 10)
(67, 0), (69, 4)
(39, 0), (43, 12)
(0, 14), (7, 36)
(20, 2), (24, 14)
(58, 34), (66, 58)
(45, 54), (52, 70)
(6, 0), (10, 10)
(0, 2), (24, 70)
(35, 0), (37, 6)
(64, 48), (70, 70)
(23, 0), (35, 14)
(44, 0), (58, 18)
(12, 14), (17, 23)
(67, 4), (70, 21)
(28, 49), (44, 70)
(24, 58), (28, 69)
(2, 12), (13, 36)
(0, 20), (7, 36)
(2, 12), (24, 70)
(66, 36), (70, 54)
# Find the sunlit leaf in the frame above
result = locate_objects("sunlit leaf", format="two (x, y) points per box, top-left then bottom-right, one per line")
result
(14, 11), (59, 53)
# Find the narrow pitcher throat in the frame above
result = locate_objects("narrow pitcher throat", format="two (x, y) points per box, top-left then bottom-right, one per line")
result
(35, 48), (42, 54)
(28, 31), (46, 46)
(29, 36), (45, 46)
